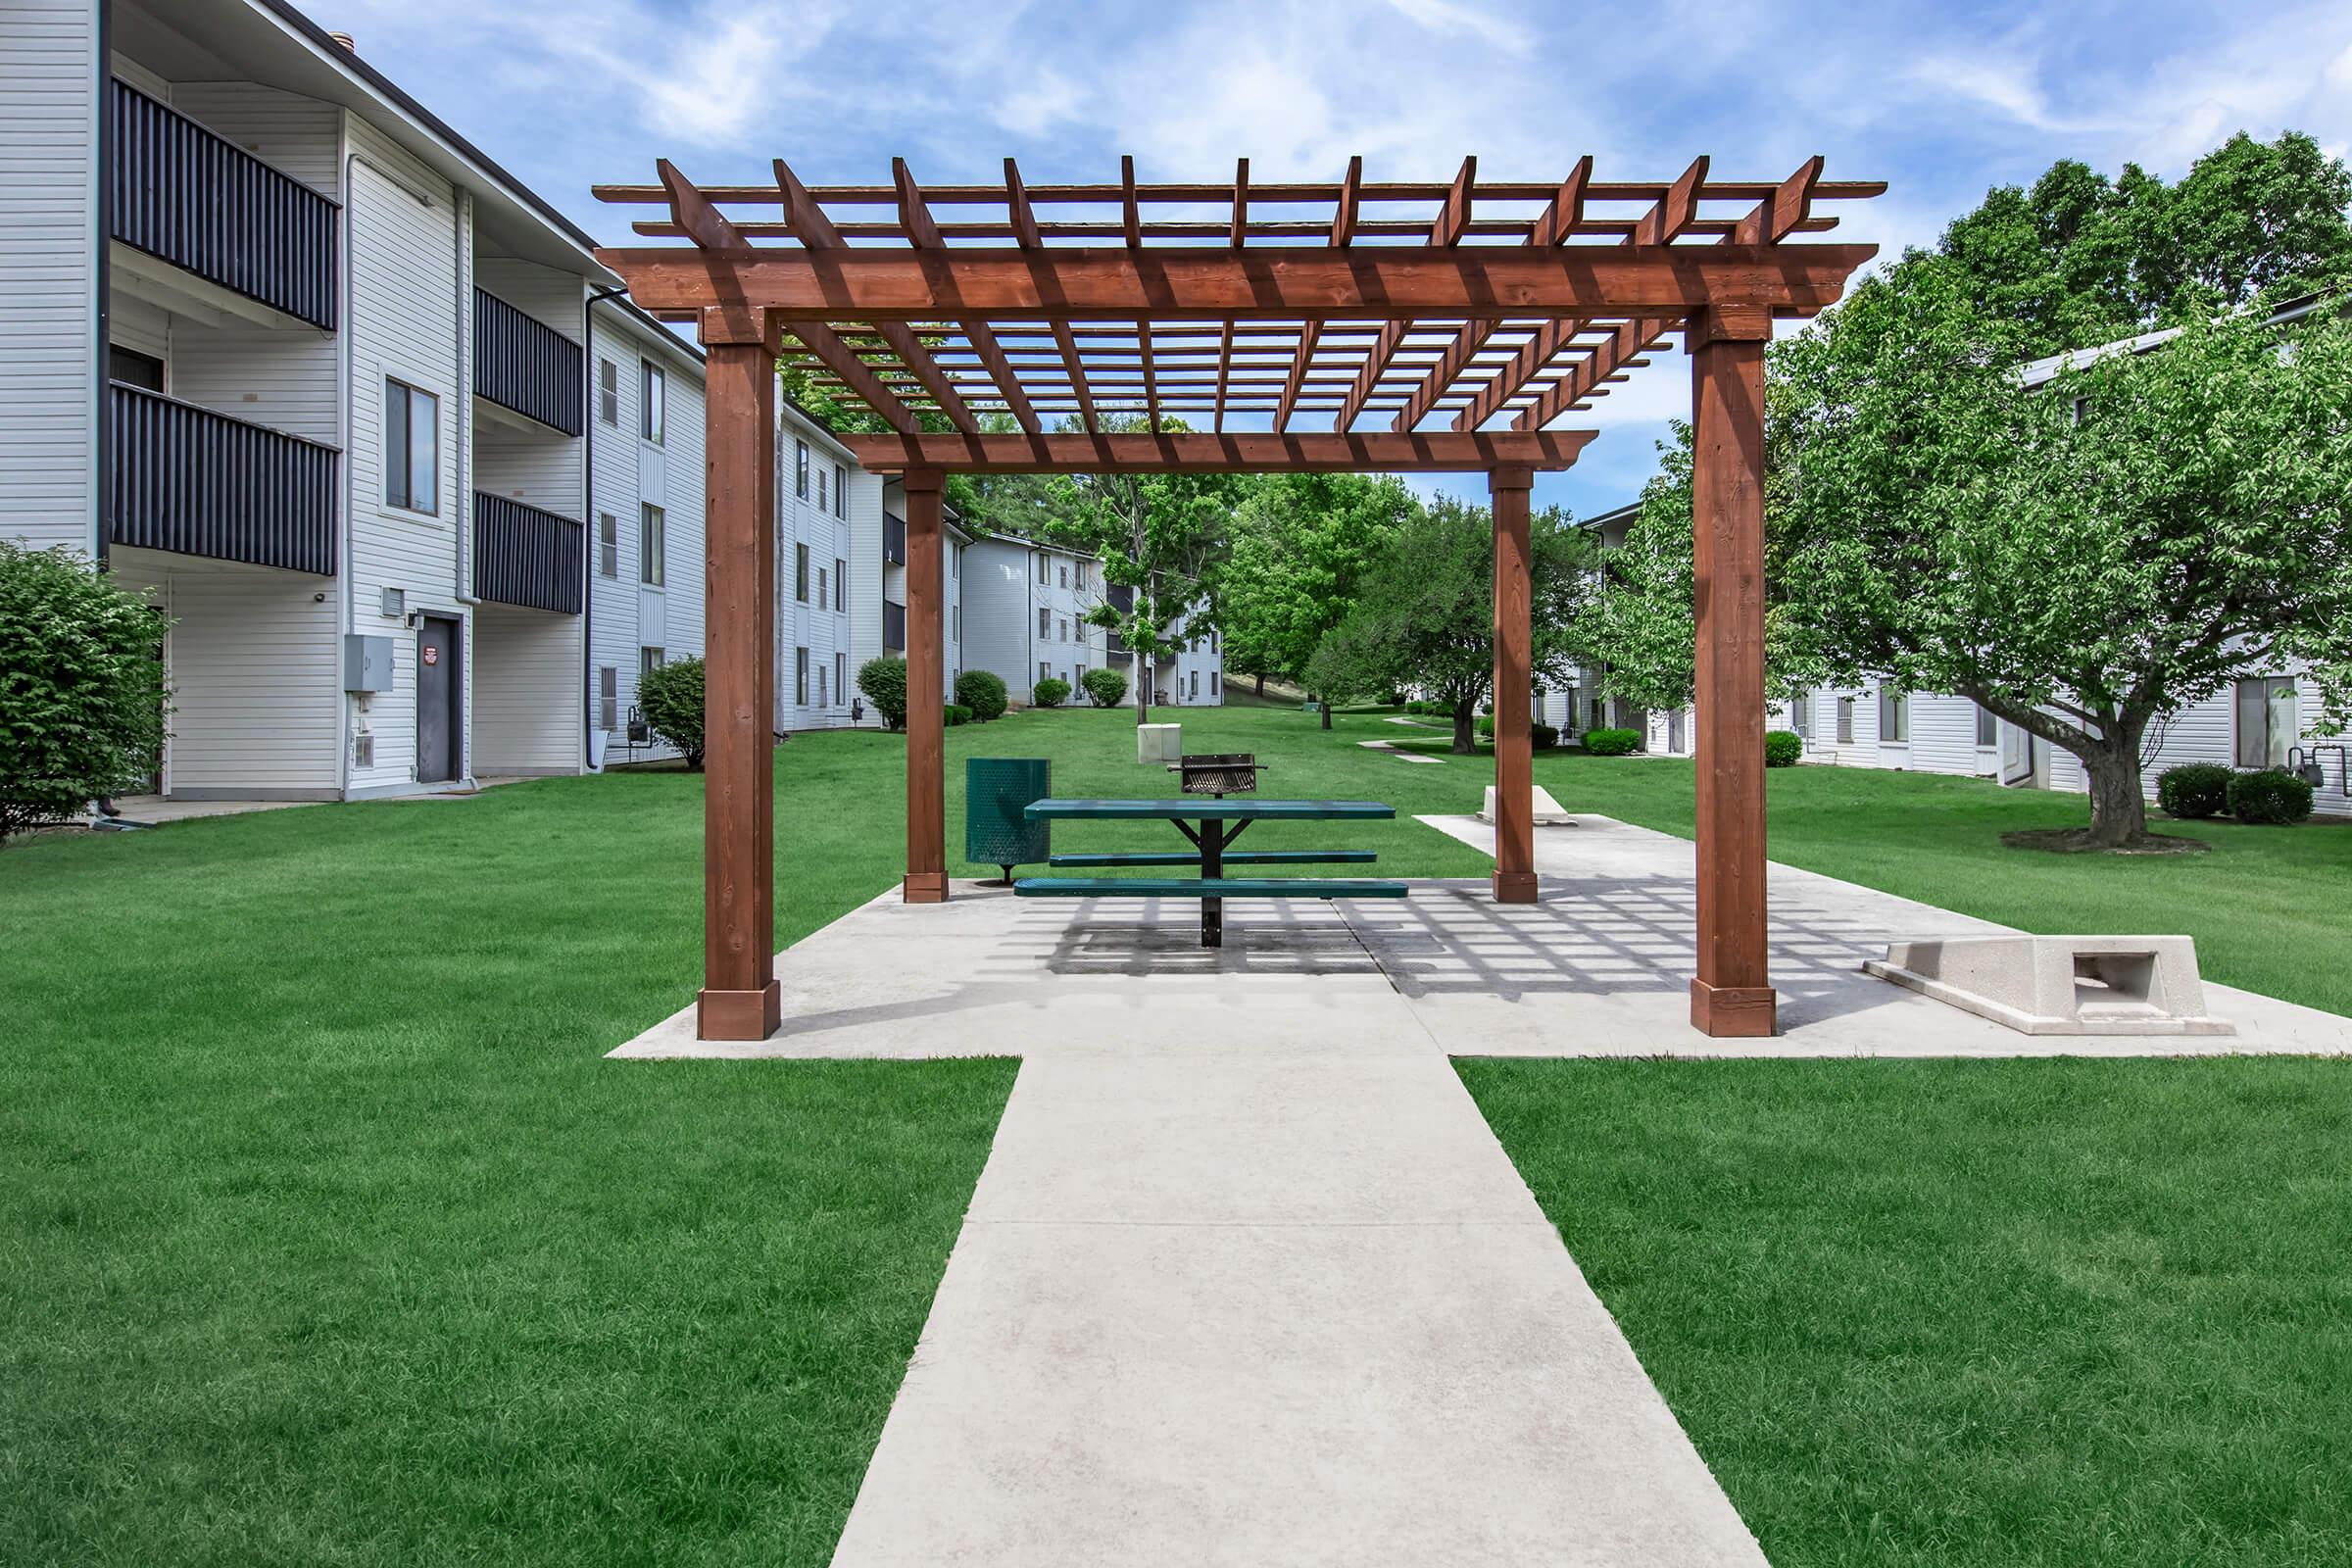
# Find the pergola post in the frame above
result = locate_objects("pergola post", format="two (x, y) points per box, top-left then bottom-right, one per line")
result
(696, 315), (781, 1040)
(1687, 307), (1776, 1036)
(902, 467), (949, 904)
(1490, 465), (1537, 904)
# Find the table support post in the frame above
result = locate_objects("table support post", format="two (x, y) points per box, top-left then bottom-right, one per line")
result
(1200, 820), (1224, 948)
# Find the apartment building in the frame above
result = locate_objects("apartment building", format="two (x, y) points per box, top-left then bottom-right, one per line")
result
(1, 0), (706, 798)
(961, 533), (1108, 704)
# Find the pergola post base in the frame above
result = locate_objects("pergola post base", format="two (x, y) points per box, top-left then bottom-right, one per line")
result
(1690, 978), (1777, 1037)
(699, 982), (782, 1041)
(903, 870), (950, 904)
(1492, 870), (1540, 905)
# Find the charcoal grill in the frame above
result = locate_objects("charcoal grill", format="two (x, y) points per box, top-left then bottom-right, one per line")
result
(1169, 753), (1263, 797)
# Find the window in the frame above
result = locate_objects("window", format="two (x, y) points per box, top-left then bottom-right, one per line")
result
(598, 666), (617, 730)
(1976, 704), (1998, 747)
(1788, 692), (1810, 738)
(640, 504), (665, 586)
(1059, 615), (1070, 643)
(382, 379), (438, 514)
(1039, 661), (1050, 682)
(833, 464), (847, 519)
(835, 652), (846, 702)
(641, 646), (664, 673)
(641, 361), (664, 445)
(952, 604), (960, 641)
(109, 345), (163, 391)
(815, 662), (827, 708)
(1038, 608), (1052, 639)
(598, 514), (618, 578)
(1074, 561), (1087, 590)
(796, 441), (809, 499)
(2236, 676), (2297, 768)
(1836, 696), (1855, 745)
(816, 466), (827, 514)
(815, 566), (827, 606)
(1077, 663), (1088, 685)
(950, 545), (959, 580)
(1190, 670), (1200, 698)
(1878, 684), (1909, 744)
(1059, 564), (1069, 589)
(834, 557), (846, 611)
(1210, 671), (1220, 699)
(1034, 550), (1050, 580)
(796, 543), (809, 602)
(796, 647), (809, 706)
(599, 360), (618, 425)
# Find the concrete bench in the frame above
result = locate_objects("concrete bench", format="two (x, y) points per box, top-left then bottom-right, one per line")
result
(1048, 850), (1376, 868)
(1865, 935), (2233, 1036)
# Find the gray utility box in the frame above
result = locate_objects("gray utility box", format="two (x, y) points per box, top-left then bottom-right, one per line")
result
(344, 634), (396, 694)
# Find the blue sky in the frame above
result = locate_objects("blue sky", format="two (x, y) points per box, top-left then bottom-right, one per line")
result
(294, 0), (2352, 517)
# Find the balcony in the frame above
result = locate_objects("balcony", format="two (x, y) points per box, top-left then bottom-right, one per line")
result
(1105, 582), (1133, 654)
(474, 289), (584, 436)
(109, 383), (338, 574)
(473, 493), (584, 614)
(883, 512), (907, 566)
(882, 598), (906, 651)
(108, 79), (338, 330)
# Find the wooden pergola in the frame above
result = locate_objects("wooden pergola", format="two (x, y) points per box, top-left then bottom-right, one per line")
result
(591, 155), (1882, 1042)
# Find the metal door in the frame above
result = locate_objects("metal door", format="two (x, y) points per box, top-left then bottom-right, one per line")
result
(416, 616), (462, 783)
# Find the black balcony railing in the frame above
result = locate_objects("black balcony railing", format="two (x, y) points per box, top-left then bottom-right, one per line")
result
(108, 79), (338, 330)
(473, 290), (584, 435)
(109, 382), (338, 573)
(883, 513), (907, 565)
(1105, 582), (1133, 653)
(882, 598), (906, 651)
(473, 493), (584, 614)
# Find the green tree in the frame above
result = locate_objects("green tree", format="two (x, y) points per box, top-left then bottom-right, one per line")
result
(634, 656), (706, 770)
(1936, 131), (2352, 357)
(1221, 473), (1420, 728)
(1306, 496), (1590, 754)
(1775, 273), (2352, 847)
(1038, 414), (1249, 726)
(0, 544), (168, 841)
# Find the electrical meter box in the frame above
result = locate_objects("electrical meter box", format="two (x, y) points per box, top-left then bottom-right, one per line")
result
(344, 634), (395, 694)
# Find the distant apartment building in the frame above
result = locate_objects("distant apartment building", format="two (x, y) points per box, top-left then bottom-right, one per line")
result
(959, 533), (1223, 708)
(1, 0), (708, 796)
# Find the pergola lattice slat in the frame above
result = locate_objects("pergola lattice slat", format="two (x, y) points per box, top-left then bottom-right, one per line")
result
(592, 155), (1882, 1047)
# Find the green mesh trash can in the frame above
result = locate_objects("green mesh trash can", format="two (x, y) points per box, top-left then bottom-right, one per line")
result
(966, 758), (1052, 881)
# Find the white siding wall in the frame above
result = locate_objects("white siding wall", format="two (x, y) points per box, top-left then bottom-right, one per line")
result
(960, 537), (1032, 698)
(1, 0), (99, 554)
(113, 552), (341, 798)
(471, 604), (576, 773)
(342, 115), (468, 795)
(777, 411), (860, 729)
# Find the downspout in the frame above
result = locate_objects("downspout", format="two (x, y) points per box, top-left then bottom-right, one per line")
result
(91, 0), (113, 566)
(453, 186), (476, 611)
(338, 149), (362, 799)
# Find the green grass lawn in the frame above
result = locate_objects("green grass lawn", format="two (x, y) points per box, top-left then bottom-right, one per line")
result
(7, 700), (2350, 1563)
(1461, 1057), (2352, 1567)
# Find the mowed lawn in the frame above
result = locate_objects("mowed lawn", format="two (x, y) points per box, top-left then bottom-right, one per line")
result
(6, 699), (2351, 1564)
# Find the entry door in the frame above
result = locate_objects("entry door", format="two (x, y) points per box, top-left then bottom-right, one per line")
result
(416, 616), (463, 783)
(1667, 707), (1687, 755)
(1998, 719), (2037, 787)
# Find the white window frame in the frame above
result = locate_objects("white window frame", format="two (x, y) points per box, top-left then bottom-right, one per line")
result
(383, 378), (439, 515)
(641, 360), (665, 446)
(640, 503), (665, 588)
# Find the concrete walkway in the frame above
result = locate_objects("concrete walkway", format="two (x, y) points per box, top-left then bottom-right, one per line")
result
(608, 812), (2352, 1565)
(820, 947), (1767, 1567)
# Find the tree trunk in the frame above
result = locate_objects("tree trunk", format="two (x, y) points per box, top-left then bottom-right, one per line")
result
(2082, 740), (2151, 846)
(1137, 652), (1152, 727)
(1319, 695), (1333, 730)
(1253, 672), (1266, 697)
(1451, 701), (1476, 755)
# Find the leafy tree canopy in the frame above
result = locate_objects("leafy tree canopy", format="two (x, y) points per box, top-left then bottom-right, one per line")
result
(1307, 496), (1592, 754)
(1220, 473), (1421, 724)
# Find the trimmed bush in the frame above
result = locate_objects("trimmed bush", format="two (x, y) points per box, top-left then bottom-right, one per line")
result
(2158, 761), (2232, 819)
(954, 668), (1008, 722)
(2228, 767), (2315, 825)
(1532, 722), (1559, 750)
(1476, 714), (1494, 738)
(1032, 677), (1071, 709)
(1582, 726), (1642, 757)
(1, 542), (169, 840)
(944, 703), (971, 727)
(636, 657), (706, 770)
(1080, 666), (1128, 709)
(858, 657), (908, 730)
(1765, 729), (1802, 767)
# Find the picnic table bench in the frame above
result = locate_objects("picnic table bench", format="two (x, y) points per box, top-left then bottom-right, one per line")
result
(1014, 798), (1404, 948)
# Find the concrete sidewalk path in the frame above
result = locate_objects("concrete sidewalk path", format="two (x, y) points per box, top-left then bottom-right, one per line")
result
(825, 955), (1766, 1567)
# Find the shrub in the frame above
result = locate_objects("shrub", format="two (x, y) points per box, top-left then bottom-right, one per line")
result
(1532, 722), (1558, 750)
(858, 657), (908, 730)
(1582, 726), (1642, 757)
(1080, 666), (1128, 709)
(636, 657), (706, 770)
(944, 703), (971, 727)
(0, 542), (169, 841)
(2228, 767), (2315, 825)
(2158, 761), (2232, 819)
(1476, 714), (1494, 738)
(1764, 729), (1802, 767)
(955, 668), (1008, 721)
(1032, 677), (1070, 709)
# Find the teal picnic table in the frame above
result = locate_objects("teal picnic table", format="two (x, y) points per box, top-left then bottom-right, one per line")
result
(1016, 798), (1403, 948)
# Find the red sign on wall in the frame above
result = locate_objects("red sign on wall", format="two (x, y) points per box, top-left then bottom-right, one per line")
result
(422, 647), (440, 665)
